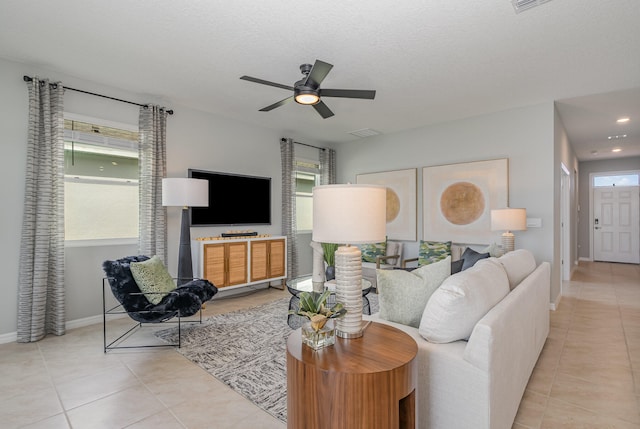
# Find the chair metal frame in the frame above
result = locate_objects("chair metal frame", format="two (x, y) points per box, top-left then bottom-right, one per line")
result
(102, 277), (203, 353)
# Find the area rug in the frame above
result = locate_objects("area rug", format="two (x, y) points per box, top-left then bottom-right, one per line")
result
(155, 294), (379, 423)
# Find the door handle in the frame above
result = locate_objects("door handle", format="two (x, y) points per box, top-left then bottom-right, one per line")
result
(594, 226), (601, 230)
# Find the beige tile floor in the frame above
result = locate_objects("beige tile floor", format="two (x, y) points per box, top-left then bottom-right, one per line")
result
(0, 261), (638, 428)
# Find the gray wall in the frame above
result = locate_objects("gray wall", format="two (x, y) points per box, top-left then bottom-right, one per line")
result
(0, 55), (584, 337)
(577, 156), (640, 259)
(335, 102), (577, 305)
(0, 57), (324, 337)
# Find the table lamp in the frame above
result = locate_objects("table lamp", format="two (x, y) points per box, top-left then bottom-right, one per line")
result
(491, 208), (527, 253)
(312, 184), (386, 338)
(162, 178), (209, 285)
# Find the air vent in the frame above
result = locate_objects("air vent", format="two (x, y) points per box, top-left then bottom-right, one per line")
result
(348, 128), (381, 138)
(511, 0), (552, 13)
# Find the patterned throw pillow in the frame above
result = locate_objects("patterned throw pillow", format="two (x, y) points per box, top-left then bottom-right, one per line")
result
(360, 240), (387, 263)
(418, 241), (452, 266)
(130, 255), (176, 305)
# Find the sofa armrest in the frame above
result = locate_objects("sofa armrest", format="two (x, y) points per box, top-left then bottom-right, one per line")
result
(401, 257), (418, 268)
(375, 254), (400, 269)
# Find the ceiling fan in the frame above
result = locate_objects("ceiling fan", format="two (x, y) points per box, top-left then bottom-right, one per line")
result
(240, 59), (376, 119)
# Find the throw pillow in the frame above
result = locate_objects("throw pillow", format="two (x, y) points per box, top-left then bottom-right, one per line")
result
(360, 240), (387, 263)
(419, 258), (510, 343)
(377, 256), (451, 328)
(460, 247), (490, 270)
(418, 240), (452, 265)
(130, 255), (176, 305)
(498, 248), (537, 290)
(451, 259), (464, 274)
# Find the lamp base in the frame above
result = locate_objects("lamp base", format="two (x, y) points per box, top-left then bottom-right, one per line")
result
(334, 245), (364, 338)
(177, 207), (193, 286)
(501, 231), (515, 253)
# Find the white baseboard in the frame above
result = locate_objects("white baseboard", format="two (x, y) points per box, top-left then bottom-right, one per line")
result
(549, 293), (562, 311)
(0, 313), (126, 345)
(578, 257), (593, 262)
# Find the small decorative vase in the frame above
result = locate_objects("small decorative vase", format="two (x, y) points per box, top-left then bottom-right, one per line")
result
(325, 265), (335, 281)
(301, 319), (336, 350)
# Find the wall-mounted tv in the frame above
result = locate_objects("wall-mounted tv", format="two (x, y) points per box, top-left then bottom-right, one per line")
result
(188, 169), (271, 226)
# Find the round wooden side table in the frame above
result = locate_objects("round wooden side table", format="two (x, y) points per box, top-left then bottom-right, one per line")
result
(286, 321), (418, 429)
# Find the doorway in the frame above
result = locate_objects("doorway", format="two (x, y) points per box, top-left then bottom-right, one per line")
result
(560, 164), (571, 282)
(590, 171), (640, 264)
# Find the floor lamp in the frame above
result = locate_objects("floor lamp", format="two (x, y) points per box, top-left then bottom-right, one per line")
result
(162, 178), (209, 285)
(312, 184), (386, 338)
(491, 208), (527, 253)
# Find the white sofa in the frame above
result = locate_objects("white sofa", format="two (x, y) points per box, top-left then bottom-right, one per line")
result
(367, 249), (550, 429)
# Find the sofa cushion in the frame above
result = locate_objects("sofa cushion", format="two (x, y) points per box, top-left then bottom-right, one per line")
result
(451, 259), (464, 274)
(377, 256), (451, 328)
(498, 249), (537, 290)
(130, 255), (176, 305)
(461, 247), (490, 270)
(360, 240), (387, 263)
(418, 240), (452, 265)
(419, 258), (510, 343)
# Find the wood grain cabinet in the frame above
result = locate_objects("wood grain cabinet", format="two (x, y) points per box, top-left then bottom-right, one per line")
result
(250, 238), (286, 282)
(192, 236), (287, 290)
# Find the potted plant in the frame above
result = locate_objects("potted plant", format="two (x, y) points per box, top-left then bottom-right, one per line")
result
(321, 242), (339, 281)
(290, 290), (346, 349)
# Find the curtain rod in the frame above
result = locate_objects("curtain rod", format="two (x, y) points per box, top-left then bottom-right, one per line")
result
(282, 138), (326, 151)
(23, 75), (174, 115)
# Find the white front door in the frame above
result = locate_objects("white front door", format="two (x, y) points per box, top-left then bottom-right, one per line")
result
(593, 186), (640, 263)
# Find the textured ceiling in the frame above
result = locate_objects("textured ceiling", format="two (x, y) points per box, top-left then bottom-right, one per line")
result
(1, 0), (639, 160)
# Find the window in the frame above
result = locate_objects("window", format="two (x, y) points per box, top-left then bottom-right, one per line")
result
(295, 160), (321, 232)
(593, 173), (639, 187)
(64, 116), (139, 242)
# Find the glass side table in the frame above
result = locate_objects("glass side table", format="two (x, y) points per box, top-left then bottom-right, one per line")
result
(286, 275), (372, 329)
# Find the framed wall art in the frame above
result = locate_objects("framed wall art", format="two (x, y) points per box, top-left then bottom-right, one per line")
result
(422, 158), (508, 244)
(356, 168), (417, 241)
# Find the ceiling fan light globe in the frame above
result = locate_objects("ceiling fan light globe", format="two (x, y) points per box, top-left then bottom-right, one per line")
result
(295, 92), (320, 105)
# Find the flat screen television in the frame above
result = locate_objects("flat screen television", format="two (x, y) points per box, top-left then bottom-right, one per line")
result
(188, 169), (271, 226)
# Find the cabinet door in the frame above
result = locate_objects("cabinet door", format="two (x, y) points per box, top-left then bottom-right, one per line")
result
(250, 241), (269, 282)
(227, 241), (248, 286)
(203, 243), (226, 287)
(268, 239), (286, 278)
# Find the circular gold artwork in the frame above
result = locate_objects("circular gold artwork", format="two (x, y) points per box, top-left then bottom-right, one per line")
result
(440, 182), (485, 225)
(386, 188), (401, 222)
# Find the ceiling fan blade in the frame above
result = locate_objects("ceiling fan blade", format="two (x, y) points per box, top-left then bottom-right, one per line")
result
(259, 96), (294, 112)
(312, 101), (335, 119)
(320, 89), (376, 99)
(240, 75), (294, 92)
(304, 60), (333, 87)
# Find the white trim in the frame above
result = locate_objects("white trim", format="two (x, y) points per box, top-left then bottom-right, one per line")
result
(549, 293), (562, 311)
(0, 313), (128, 345)
(560, 163), (571, 285)
(579, 256), (593, 262)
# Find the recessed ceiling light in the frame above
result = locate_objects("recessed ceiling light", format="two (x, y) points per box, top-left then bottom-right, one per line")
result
(608, 134), (628, 140)
(612, 148), (622, 152)
(617, 117), (630, 123)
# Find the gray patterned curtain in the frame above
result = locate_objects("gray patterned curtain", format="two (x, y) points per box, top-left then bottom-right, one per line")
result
(17, 77), (66, 342)
(281, 138), (298, 279)
(320, 147), (336, 185)
(138, 105), (168, 263)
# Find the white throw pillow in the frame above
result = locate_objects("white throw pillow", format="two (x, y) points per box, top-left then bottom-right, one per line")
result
(419, 258), (510, 343)
(376, 256), (451, 328)
(498, 249), (537, 290)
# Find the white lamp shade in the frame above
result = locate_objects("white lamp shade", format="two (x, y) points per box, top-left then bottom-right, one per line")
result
(162, 178), (209, 207)
(312, 184), (387, 244)
(491, 208), (527, 231)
